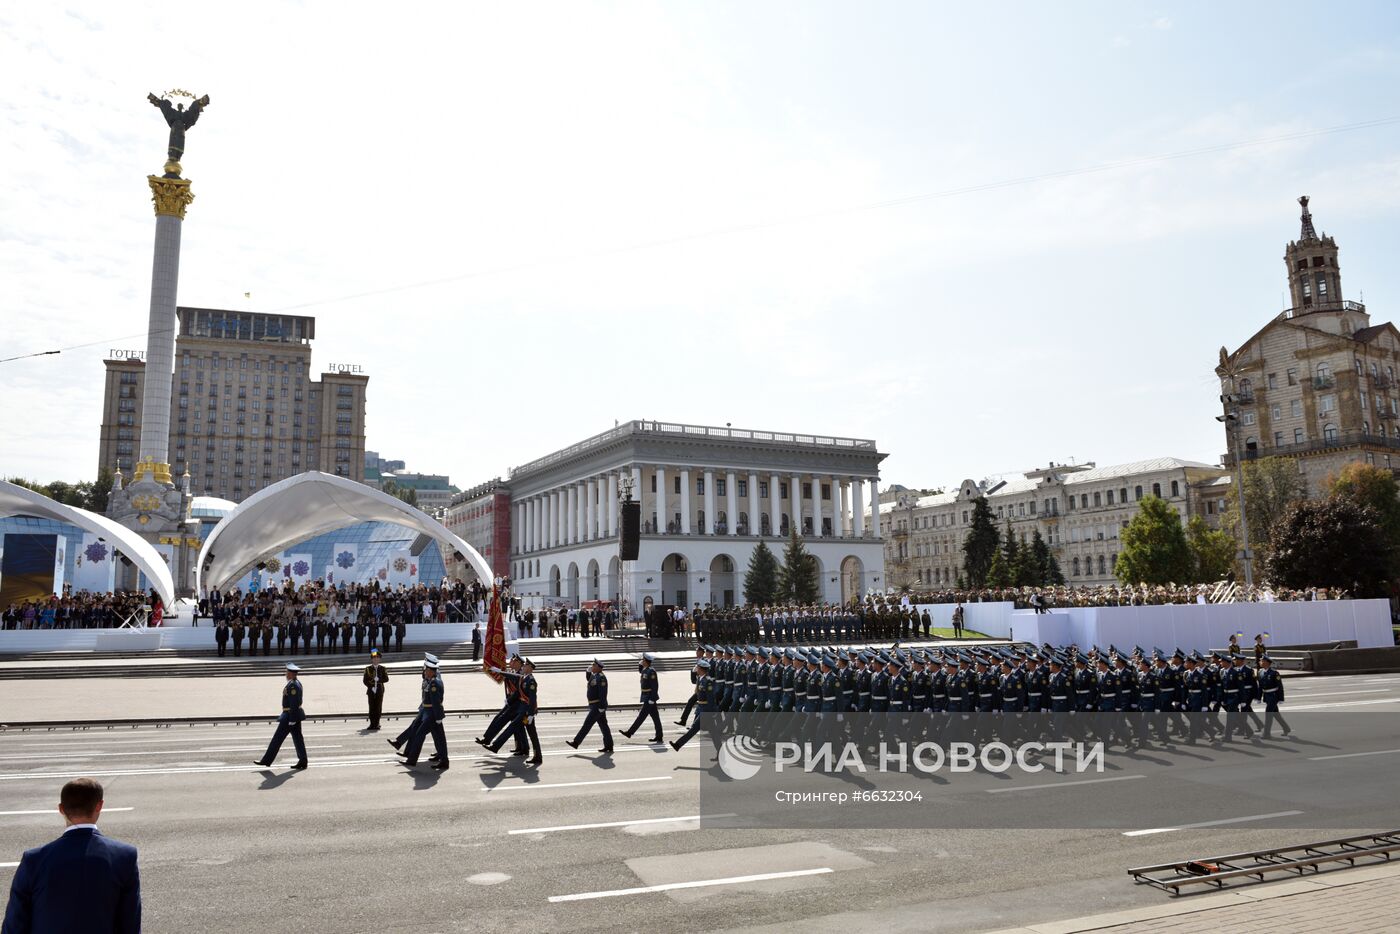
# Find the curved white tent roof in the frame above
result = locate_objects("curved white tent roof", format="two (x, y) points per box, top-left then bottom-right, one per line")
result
(197, 471), (493, 593)
(0, 479), (176, 607)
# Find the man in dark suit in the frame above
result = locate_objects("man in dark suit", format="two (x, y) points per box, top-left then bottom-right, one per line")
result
(2, 777), (141, 933)
(470, 623), (483, 661)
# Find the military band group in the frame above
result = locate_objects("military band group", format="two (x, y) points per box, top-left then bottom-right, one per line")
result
(251, 638), (1292, 772)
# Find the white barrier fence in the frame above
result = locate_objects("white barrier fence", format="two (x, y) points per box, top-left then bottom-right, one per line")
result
(913, 598), (1394, 654)
(0, 622), (519, 656)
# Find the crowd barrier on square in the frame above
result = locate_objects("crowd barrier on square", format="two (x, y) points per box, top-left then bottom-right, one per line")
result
(911, 599), (1393, 654)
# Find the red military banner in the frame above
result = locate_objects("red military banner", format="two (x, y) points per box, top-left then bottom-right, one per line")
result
(483, 583), (507, 683)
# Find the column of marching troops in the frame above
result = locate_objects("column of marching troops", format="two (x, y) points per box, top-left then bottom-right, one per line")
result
(669, 641), (1292, 750)
(252, 639), (1293, 771)
(214, 614), (408, 657)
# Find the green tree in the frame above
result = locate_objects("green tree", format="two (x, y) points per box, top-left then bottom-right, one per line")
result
(986, 547), (1012, 587)
(1027, 528), (1063, 585)
(1187, 516), (1236, 583)
(1224, 456), (1305, 569)
(777, 528), (821, 603)
(961, 496), (999, 587)
(743, 540), (781, 605)
(1267, 497), (1392, 597)
(1116, 495), (1194, 584)
(85, 468), (114, 513)
(1329, 462), (1400, 571)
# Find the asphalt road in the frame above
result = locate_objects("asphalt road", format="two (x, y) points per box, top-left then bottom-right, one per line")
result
(2, 672), (1399, 933)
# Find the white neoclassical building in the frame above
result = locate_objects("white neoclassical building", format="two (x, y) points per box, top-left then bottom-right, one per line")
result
(503, 420), (887, 613)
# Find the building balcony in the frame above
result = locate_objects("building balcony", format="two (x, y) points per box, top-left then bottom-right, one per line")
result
(1224, 428), (1400, 466)
(1276, 299), (1366, 321)
(1312, 375), (1336, 390)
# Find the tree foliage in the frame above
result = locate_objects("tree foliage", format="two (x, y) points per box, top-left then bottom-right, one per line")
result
(743, 540), (781, 605)
(777, 528), (821, 604)
(1187, 516), (1236, 583)
(5, 472), (113, 513)
(1328, 463), (1400, 573)
(961, 497), (999, 588)
(1223, 456), (1305, 568)
(1116, 495), (1194, 585)
(1266, 497), (1391, 597)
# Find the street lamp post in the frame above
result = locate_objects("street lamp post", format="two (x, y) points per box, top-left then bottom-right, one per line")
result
(1218, 384), (1255, 588)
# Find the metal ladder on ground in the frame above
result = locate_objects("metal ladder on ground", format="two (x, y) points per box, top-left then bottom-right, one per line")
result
(1128, 831), (1400, 895)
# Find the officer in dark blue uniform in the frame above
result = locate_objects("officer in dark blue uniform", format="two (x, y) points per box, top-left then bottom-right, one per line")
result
(620, 653), (663, 743)
(400, 653), (449, 769)
(819, 656), (840, 712)
(254, 662), (308, 770)
(887, 656), (909, 713)
(1046, 657), (1071, 713)
(853, 652), (872, 712)
(868, 655), (890, 713)
(671, 659), (713, 751)
(1001, 658), (1027, 713)
(567, 659), (614, 753)
(1257, 654), (1291, 738)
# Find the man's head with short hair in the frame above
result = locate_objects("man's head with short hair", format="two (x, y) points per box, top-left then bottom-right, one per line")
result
(59, 777), (104, 825)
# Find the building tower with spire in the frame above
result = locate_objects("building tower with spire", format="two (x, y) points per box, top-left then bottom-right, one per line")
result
(1216, 196), (1400, 498)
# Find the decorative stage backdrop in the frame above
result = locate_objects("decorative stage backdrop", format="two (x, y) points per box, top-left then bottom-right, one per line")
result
(0, 533), (59, 606)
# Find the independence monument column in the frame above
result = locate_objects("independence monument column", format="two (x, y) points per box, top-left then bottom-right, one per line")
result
(138, 89), (208, 477)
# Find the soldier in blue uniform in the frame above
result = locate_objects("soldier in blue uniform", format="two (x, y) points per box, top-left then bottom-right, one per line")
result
(398, 653), (449, 770)
(837, 652), (855, 712)
(910, 654), (931, 713)
(852, 652), (872, 712)
(1072, 656), (1096, 712)
(868, 654), (890, 713)
(676, 646), (705, 726)
(620, 653), (663, 743)
(1001, 658), (1027, 713)
(975, 657), (999, 713)
(1256, 655), (1291, 738)
(254, 662), (309, 770)
(819, 656), (840, 712)
(670, 659), (714, 751)
(567, 659), (614, 754)
(1220, 653), (1253, 741)
(887, 656), (909, 713)
(1046, 657), (1071, 713)
(805, 653), (824, 712)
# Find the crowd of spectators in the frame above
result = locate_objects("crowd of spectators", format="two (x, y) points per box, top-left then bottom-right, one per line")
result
(2, 590), (159, 630)
(876, 583), (1349, 610)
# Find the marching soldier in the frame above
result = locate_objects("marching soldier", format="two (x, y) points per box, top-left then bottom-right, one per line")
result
(1257, 655), (1291, 738)
(567, 659), (613, 753)
(488, 657), (542, 765)
(363, 648), (389, 731)
(393, 653), (449, 770)
(670, 659), (713, 751)
(253, 662), (308, 771)
(620, 653), (663, 743)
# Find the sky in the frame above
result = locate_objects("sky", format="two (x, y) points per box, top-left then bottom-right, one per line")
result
(5, 1), (1400, 492)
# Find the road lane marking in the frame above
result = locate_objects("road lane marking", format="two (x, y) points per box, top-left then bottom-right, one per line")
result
(1286, 698), (1400, 711)
(0, 755), (400, 781)
(1122, 810), (1304, 836)
(483, 776), (673, 792)
(1282, 689), (1388, 699)
(0, 745), (342, 762)
(510, 814), (735, 834)
(1309, 748), (1400, 761)
(548, 867), (834, 902)
(986, 774), (1146, 794)
(0, 807), (134, 817)
(0, 862), (18, 869)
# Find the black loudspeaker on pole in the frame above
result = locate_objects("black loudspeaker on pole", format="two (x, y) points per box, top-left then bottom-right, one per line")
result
(619, 500), (641, 560)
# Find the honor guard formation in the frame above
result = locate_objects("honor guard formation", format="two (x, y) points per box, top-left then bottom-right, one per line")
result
(253, 632), (1292, 774)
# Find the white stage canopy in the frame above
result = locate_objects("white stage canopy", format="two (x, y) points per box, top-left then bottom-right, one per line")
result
(197, 471), (494, 594)
(0, 479), (176, 608)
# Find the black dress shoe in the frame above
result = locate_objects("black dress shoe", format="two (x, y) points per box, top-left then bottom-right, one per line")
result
(565, 740), (580, 750)
(431, 760), (450, 771)
(428, 753), (440, 762)
(669, 740), (682, 752)
(674, 720), (687, 726)
(648, 737), (664, 744)
(599, 747), (614, 754)
(474, 737), (490, 747)
(526, 757), (543, 766)
(403, 759), (418, 767)
(619, 730), (634, 739)
(253, 759), (272, 767)
(387, 739), (402, 751)
(290, 761), (308, 771)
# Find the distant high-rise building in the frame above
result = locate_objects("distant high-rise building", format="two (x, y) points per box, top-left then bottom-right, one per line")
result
(97, 306), (368, 502)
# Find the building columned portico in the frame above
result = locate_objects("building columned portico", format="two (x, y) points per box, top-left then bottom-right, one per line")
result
(500, 420), (887, 611)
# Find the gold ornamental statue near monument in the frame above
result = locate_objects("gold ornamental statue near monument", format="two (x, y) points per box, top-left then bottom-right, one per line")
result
(106, 90), (213, 597)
